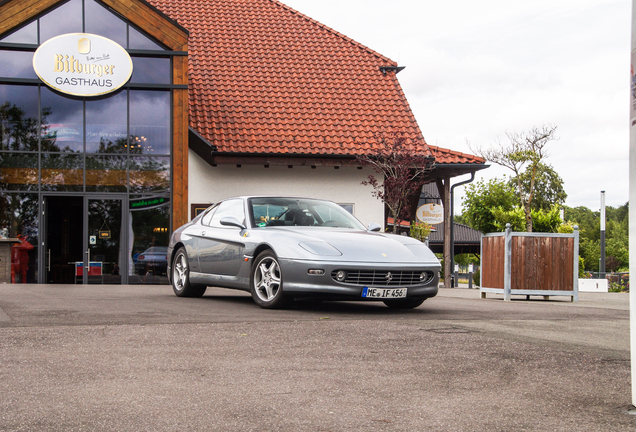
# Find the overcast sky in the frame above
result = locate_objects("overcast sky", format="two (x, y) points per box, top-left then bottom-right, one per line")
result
(281, 0), (631, 213)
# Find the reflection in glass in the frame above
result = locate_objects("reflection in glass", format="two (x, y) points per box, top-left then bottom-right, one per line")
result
(41, 153), (84, 191)
(0, 153), (38, 190)
(39, 0), (83, 42)
(85, 0), (127, 48)
(0, 21), (38, 44)
(88, 198), (122, 283)
(128, 25), (166, 51)
(86, 155), (127, 192)
(0, 50), (38, 79)
(0, 192), (39, 283)
(86, 91), (127, 153)
(128, 157), (169, 193)
(129, 201), (170, 284)
(41, 87), (84, 152)
(129, 90), (170, 154)
(130, 57), (170, 84)
(0, 85), (39, 151)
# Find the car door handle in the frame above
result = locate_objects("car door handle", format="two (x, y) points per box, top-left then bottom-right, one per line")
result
(201, 231), (206, 236)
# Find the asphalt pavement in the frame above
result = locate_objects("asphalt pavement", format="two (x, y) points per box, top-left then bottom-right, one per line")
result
(0, 283), (633, 431)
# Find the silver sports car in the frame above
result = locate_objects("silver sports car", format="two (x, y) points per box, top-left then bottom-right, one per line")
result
(167, 196), (440, 309)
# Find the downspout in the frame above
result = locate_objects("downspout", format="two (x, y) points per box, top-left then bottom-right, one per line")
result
(450, 172), (476, 286)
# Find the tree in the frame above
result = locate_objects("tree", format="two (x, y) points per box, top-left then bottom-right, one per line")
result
(357, 131), (434, 233)
(461, 177), (517, 233)
(564, 203), (629, 272)
(469, 125), (558, 231)
(510, 162), (566, 211)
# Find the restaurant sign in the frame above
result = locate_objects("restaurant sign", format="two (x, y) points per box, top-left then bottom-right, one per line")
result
(33, 33), (133, 97)
(416, 203), (444, 225)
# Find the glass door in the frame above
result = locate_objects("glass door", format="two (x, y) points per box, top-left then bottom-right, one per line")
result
(43, 195), (126, 284)
(85, 197), (124, 284)
(44, 196), (83, 284)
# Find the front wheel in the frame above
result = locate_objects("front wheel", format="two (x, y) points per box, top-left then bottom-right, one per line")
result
(250, 251), (291, 309)
(171, 247), (206, 297)
(383, 297), (426, 309)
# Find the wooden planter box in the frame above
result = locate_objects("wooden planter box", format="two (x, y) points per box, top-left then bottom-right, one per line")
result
(480, 224), (579, 301)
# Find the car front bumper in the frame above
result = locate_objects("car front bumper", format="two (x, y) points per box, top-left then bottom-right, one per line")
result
(279, 258), (440, 300)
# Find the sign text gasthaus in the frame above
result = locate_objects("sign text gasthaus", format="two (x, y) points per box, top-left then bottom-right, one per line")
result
(33, 33), (133, 97)
(416, 203), (444, 225)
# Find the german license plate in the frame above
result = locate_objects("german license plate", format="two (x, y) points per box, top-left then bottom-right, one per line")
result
(362, 287), (407, 298)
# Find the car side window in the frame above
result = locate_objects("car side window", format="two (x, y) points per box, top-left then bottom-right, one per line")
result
(201, 205), (218, 227)
(210, 199), (245, 228)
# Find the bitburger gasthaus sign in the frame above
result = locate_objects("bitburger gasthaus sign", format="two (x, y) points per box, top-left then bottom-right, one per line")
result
(33, 33), (133, 97)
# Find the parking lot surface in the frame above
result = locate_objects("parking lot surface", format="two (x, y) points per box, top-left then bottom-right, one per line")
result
(0, 284), (633, 431)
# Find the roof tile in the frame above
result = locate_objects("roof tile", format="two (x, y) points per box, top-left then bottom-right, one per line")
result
(148, 0), (482, 164)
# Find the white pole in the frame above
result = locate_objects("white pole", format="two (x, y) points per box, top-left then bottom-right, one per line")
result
(629, 0), (636, 407)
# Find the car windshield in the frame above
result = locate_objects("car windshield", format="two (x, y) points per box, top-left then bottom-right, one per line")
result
(249, 197), (366, 229)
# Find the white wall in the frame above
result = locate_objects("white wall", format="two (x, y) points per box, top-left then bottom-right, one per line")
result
(188, 150), (384, 227)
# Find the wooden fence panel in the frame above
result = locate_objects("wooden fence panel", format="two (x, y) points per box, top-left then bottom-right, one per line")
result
(481, 227), (579, 300)
(481, 236), (505, 289)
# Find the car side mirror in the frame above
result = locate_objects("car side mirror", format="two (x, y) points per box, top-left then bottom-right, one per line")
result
(220, 217), (247, 230)
(367, 223), (382, 232)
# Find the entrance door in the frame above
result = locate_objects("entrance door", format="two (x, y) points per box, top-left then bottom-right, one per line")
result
(86, 197), (124, 284)
(44, 196), (125, 284)
(44, 196), (83, 284)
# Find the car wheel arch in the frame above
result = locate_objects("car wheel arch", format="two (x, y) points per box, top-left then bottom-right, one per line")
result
(252, 244), (275, 264)
(170, 242), (186, 266)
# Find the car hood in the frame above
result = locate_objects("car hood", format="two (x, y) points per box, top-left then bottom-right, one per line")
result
(261, 227), (439, 265)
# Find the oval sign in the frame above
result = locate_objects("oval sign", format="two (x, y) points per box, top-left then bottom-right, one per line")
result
(33, 33), (133, 97)
(416, 203), (444, 225)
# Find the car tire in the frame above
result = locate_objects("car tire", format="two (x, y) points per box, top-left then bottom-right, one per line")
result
(171, 247), (206, 297)
(250, 250), (291, 309)
(383, 297), (426, 309)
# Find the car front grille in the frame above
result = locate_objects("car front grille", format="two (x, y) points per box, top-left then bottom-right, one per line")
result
(331, 270), (435, 286)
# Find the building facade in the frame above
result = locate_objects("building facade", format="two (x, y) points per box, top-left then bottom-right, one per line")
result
(0, 0), (486, 285)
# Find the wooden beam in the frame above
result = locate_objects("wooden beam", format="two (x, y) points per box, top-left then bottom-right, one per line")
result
(0, 0), (61, 36)
(99, 0), (188, 50)
(439, 177), (452, 288)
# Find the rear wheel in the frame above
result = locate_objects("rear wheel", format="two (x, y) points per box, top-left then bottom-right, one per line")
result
(172, 247), (206, 297)
(250, 251), (291, 309)
(383, 297), (426, 309)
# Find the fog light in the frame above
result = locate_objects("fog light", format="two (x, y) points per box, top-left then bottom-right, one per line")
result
(335, 270), (347, 282)
(420, 271), (428, 282)
(308, 269), (324, 275)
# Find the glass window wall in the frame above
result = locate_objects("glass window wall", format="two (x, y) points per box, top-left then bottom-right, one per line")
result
(41, 153), (84, 191)
(0, 50), (39, 79)
(130, 57), (171, 85)
(39, 0), (83, 42)
(84, 0), (127, 48)
(0, 21), (38, 44)
(129, 200), (170, 284)
(0, 153), (38, 191)
(41, 87), (84, 153)
(86, 91), (127, 153)
(0, 192), (39, 283)
(130, 90), (170, 155)
(0, 0), (175, 284)
(0, 85), (39, 151)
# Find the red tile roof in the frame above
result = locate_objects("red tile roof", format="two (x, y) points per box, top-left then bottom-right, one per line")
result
(428, 145), (486, 164)
(148, 0), (484, 165)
